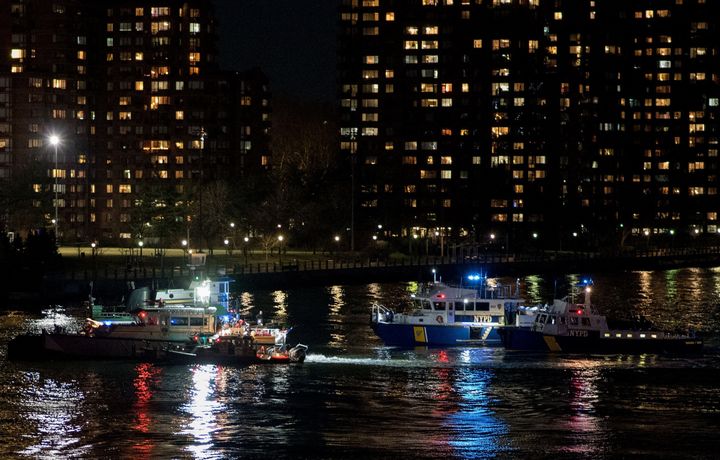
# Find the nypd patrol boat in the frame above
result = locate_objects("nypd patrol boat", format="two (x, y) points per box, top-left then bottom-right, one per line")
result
(371, 274), (537, 347)
(498, 281), (703, 353)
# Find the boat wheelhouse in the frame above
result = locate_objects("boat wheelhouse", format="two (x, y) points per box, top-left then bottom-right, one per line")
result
(90, 278), (230, 325)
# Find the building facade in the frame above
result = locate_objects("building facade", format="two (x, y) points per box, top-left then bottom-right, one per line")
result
(0, 0), (270, 244)
(339, 0), (719, 248)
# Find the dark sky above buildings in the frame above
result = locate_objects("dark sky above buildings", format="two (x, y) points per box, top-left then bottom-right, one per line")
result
(214, 0), (337, 103)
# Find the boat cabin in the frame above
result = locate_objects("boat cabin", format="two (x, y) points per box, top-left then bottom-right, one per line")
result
(89, 305), (218, 342)
(408, 282), (523, 325)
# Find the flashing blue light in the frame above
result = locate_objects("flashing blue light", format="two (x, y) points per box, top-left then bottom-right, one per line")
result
(467, 274), (482, 282)
(220, 315), (231, 323)
(103, 321), (111, 326)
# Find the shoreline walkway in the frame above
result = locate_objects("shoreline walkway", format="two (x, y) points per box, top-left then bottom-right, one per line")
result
(23, 246), (720, 303)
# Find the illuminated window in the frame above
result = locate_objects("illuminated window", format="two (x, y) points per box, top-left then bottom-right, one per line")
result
(150, 96), (170, 109)
(151, 7), (170, 17)
(151, 22), (171, 34)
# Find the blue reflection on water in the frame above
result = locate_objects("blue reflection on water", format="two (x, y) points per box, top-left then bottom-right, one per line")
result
(445, 368), (510, 458)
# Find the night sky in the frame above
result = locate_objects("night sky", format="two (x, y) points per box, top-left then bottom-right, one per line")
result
(213, 0), (337, 103)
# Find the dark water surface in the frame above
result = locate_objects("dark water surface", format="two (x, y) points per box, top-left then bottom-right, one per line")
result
(2, 268), (720, 459)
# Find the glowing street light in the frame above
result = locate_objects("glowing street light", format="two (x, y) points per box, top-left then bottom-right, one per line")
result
(48, 134), (61, 241)
(277, 235), (284, 265)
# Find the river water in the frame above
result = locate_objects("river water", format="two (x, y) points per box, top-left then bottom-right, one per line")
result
(1, 268), (720, 459)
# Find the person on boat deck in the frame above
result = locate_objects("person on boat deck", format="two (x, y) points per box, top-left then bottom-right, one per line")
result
(256, 310), (263, 326)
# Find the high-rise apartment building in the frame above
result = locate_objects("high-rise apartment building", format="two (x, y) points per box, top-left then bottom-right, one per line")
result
(339, 0), (719, 247)
(0, 0), (270, 243)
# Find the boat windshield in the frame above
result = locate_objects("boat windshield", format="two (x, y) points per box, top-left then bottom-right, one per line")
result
(412, 299), (432, 311)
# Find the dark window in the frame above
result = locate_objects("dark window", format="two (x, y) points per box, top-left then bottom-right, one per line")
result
(189, 317), (205, 326)
(170, 317), (188, 326)
(476, 302), (490, 311)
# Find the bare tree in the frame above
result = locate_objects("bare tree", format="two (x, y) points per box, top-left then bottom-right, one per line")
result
(0, 162), (51, 234)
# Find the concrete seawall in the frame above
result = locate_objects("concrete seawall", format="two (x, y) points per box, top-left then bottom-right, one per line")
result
(25, 248), (720, 305)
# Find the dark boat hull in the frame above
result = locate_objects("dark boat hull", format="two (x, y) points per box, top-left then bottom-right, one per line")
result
(8, 333), (308, 364)
(7, 333), (169, 361)
(499, 327), (703, 353)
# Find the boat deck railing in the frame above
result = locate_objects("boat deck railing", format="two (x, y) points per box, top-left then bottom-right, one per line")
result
(371, 303), (394, 323)
(416, 281), (522, 300)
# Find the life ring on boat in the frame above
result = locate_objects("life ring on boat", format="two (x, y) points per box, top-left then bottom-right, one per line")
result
(436, 315), (444, 324)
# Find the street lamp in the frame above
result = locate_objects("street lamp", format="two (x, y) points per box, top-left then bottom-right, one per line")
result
(49, 134), (61, 241)
(138, 240), (144, 260)
(243, 236), (250, 265)
(278, 235), (284, 265)
(90, 242), (97, 277)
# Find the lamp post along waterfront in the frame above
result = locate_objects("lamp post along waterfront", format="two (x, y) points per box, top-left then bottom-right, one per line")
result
(49, 135), (60, 241)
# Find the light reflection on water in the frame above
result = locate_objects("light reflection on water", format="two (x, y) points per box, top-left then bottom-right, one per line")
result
(18, 372), (89, 458)
(1, 267), (720, 457)
(446, 368), (509, 458)
(181, 365), (223, 459)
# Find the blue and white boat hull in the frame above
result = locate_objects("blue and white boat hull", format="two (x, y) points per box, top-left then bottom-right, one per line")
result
(371, 322), (501, 347)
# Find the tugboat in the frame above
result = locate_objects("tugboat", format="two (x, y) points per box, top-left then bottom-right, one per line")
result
(371, 273), (537, 347)
(498, 280), (703, 353)
(8, 307), (308, 364)
(7, 303), (221, 361)
(8, 275), (309, 364)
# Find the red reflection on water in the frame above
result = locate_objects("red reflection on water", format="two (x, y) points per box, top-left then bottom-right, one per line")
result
(131, 363), (162, 459)
(428, 366), (457, 453)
